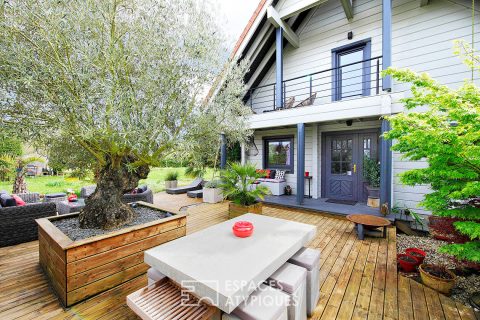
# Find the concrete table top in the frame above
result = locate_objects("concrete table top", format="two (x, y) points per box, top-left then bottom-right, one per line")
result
(144, 213), (317, 313)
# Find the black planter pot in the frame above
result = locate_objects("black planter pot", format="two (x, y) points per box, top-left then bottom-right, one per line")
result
(366, 186), (380, 198)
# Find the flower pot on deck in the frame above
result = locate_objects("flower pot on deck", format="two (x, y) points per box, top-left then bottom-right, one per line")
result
(366, 186), (380, 208)
(36, 202), (187, 307)
(203, 188), (223, 204)
(228, 202), (262, 219)
(397, 254), (420, 272)
(419, 264), (456, 295)
(165, 180), (178, 189)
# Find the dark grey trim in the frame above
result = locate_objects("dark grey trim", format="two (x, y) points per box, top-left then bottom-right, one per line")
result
(382, 0), (392, 91)
(220, 133), (227, 169)
(275, 27), (284, 110)
(296, 123), (305, 205)
(331, 39), (372, 101)
(320, 128), (380, 199)
(380, 120), (392, 210)
(262, 135), (294, 173)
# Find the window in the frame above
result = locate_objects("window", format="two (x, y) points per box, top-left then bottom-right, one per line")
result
(263, 136), (294, 173)
(332, 40), (371, 101)
(331, 138), (353, 175)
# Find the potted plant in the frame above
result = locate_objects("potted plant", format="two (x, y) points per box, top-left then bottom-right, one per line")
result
(397, 254), (420, 272)
(363, 156), (380, 208)
(164, 171), (179, 189)
(220, 163), (270, 219)
(203, 179), (223, 204)
(419, 264), (456, 295)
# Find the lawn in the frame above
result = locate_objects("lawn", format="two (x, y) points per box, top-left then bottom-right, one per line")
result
(0, 167), (215, 195)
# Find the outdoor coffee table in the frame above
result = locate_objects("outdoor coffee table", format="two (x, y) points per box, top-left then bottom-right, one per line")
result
(57, 198), (86, 215)
(346, 214), (391, 240)
(144, 213), (316, 313)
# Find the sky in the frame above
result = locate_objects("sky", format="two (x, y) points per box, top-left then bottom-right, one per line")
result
(211, 0), (260, 49)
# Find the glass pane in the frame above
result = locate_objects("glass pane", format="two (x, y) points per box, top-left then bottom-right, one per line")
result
(342, 162), (350, 173)
(268, 140), (291, 166)
(332, 150), (340, 161)
(331, 162), (341, 174)
(339, 49), (364, 98)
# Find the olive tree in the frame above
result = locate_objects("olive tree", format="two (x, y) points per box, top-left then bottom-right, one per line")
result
(0, 0), (251, 229)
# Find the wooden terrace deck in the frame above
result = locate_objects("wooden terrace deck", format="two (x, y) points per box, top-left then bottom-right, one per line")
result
(0, 193), (477, 320)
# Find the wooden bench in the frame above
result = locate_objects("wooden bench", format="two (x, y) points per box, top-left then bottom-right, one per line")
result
(126, 278), (217, 320)
(346, 214), (391, 240)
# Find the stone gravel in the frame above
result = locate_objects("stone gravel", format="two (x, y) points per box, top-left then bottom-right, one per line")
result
(53, 206), (174, 241)
(397, 233), (480, 309)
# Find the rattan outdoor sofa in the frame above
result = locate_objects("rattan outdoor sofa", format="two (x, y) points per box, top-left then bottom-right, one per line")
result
(0, 193), (57, 247)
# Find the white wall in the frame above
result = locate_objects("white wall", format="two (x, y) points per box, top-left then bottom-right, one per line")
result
(245, 0), (478, 214)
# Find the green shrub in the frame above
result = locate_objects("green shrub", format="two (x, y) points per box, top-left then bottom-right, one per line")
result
(363, 156), (380, 188)
(220, 163), (270, 206)
(204, 179), (221, 189)
(165, 171), (179, 181)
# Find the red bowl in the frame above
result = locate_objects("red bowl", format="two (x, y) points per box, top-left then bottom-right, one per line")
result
(397, 254), (420, 272)
(233, 221), (254, 238)
(405, 248), (426, 264)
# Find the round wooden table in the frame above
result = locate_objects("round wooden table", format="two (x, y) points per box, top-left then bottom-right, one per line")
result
(346, 214), (391, 240)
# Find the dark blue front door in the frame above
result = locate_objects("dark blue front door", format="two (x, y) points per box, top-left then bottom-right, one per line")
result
(323, 131), (378, 202)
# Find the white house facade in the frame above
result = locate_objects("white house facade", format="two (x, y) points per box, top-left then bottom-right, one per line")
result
(224, 0), (479, 216)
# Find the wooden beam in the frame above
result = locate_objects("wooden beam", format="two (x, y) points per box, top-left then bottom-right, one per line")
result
(278, 0), (327, 19)
(267, 6), (299, 48)
(340, 0), (354, 20)
(420, 0), (429, 6)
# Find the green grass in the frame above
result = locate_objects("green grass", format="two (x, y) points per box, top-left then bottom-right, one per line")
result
(0, 167), (215, 195)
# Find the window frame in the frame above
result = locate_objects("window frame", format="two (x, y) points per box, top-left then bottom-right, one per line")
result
(262, 135), (294, 173)
(331, 39), (372, 101)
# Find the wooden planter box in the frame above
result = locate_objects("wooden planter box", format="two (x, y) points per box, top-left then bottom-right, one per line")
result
(228, 202), (262, 219)
(36, 202), (186, 307)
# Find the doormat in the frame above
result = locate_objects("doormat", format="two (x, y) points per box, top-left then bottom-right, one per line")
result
(326, 199), (357, 206)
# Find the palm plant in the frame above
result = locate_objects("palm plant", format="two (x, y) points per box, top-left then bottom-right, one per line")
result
(220, 163), (270, 206)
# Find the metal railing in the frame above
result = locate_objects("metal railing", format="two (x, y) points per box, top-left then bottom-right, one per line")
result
(248, 56), (383, 113)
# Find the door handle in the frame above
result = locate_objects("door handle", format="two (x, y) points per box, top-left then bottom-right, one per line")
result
(353, 164), (357, 173)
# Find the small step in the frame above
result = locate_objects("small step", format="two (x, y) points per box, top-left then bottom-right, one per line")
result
(127, 278), (216, 320)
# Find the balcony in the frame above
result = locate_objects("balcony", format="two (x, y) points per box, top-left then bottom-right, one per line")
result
(247, 56), (383, 114)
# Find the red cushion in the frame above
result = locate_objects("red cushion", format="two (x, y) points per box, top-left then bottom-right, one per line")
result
(12, 194), (26, 206)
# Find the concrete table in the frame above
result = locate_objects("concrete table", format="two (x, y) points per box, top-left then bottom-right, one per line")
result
(144, 213), (316, 313)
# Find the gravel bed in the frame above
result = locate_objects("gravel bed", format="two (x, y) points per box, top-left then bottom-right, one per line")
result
(397, 233), (480, 309)
(397, 234), (456, 268)
(53, 206), (174, 241)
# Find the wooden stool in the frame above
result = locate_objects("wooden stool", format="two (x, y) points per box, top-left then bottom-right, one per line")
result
(127, 278), (217, 320)
(288, 248), (320, 316)
(346, 214), (391, 240)
(267, 262), (307, 320)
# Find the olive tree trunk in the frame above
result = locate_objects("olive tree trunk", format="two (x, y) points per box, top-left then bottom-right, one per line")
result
(79, 158), (150, 230)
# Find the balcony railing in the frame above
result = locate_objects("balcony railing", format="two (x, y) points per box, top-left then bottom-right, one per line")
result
(248, 56), (383, 113)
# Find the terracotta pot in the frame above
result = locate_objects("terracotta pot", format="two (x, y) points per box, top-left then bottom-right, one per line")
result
(419, 264), (456, 295)
(398, 254), (420, 272)
(405, 248), (426, 264)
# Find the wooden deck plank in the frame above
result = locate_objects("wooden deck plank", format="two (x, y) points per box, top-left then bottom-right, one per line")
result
(397, 276), (414, 320)
(424, 286), (446, 320)
(410, 279), (430, 320)
(0, 193), (476, 320)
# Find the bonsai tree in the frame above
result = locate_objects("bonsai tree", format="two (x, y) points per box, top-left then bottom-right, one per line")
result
(383, 41), (480, 263)
(220, 163), (270, 206)
(0, 0), (251, 229)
